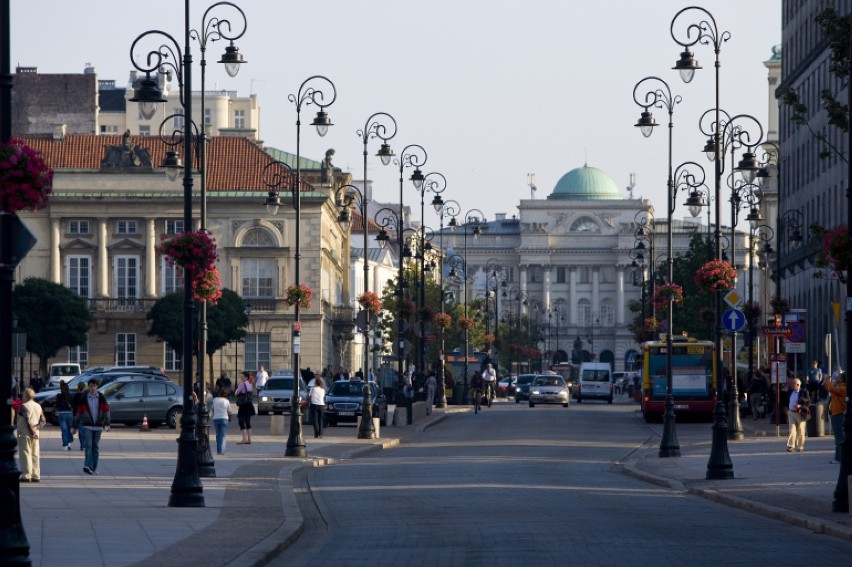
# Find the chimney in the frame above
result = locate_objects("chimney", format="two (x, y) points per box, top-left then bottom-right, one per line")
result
(495, 213), (507, 221)
(52, 124), (67, 141)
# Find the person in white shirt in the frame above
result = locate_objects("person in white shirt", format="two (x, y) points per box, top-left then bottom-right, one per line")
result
(786, 378), (811, 453)
(212, 387), (231, 455)
(255, 365), (269, 392)
(481, 363), (497, 405)
(309, 377), (327, 438)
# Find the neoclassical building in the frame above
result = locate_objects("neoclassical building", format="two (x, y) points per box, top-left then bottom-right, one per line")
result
(445, 164), (655, 372)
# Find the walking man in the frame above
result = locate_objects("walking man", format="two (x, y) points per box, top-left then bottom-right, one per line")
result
(786, 378), (810, 453)
(255, 364), (269, 393)
(71, 378), (111, 475)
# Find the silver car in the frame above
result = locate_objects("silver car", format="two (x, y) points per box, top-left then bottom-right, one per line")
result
(528, 374), (570, 408)
(99, 377), (183, 428)
(258, 374), (308, 415)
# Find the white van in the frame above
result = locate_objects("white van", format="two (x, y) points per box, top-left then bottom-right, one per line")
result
(576, 362), (614, 404)
(48, 363), (82, 388)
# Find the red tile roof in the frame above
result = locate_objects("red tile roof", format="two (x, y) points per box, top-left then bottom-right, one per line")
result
(17, 134), (316, 192)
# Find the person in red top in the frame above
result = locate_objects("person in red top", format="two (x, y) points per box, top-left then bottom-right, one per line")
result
(71, 378), (110, 475)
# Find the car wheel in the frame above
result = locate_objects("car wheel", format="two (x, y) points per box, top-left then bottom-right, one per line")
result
(515, 397), (520, 404)
(328, 419), (337, 427)
(47, 416), (58, 427)
(166, 407), (180, 429)
(529, 401), (535, 408)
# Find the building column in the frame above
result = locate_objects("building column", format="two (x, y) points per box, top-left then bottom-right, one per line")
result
(519, 264), (528, 315)
(592, 266), (600, 321)
(616, 266), (625, 325)
(49, 218), (61, 283)
(145, 218), (157, 297)
(98, 218), (109, 297)
(569, 267), (578, 325)
(543, 264), (552, 309)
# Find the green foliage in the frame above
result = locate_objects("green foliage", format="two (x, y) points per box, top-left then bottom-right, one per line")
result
(12, 277), (90, 372)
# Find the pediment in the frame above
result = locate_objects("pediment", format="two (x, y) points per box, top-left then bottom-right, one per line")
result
(61, 238), (98, 250)
(107, 238), (145, 250)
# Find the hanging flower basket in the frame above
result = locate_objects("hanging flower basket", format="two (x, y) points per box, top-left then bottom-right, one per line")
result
(817, 226), (852, 283)
(456, 317), (474, 332)
(284, 284), (313, 309)
(769, 296), (790, 315)
(434, 312), (452, 330)
(418, 305), (435, 322)
(698, 306), (715, 324)
(742, 301), (762, 323)
(399, 297), (415, 317)
(357, 291), (382, 315)
(694, 259), (737, 293)
(652, 283), (683, 311)
(159, 229), (218, 275)
(481, 333), (495, 349)
(0, 139), (54, 213)
(191, 267), (223, 304)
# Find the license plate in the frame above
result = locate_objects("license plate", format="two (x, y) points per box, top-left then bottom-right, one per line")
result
(273, 403), (286, 409)
(674, 404), (689, 409)
(338, 411), (354, 416)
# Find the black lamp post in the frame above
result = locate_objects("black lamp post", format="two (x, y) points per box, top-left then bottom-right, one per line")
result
(672, 5), (763, 480)
(503, 287), (528, 372)
(485, 258), (507, 369)
(355, 112), (396, 439)
(447, 254), (468, 400)
(1, 1), (32, 561)
(633, 74), (707, 458)
(416, 173), (446, 381)
(449, 209), (483, 399)
(374, 207), (408, 402)
(746, 222), (774, 406)
(633, 211), (657, 321)
(551, 298), (566, 364)
(129, 0), (246, 505)
(435, 199), (459, 407)
(262, 75), (337, 457)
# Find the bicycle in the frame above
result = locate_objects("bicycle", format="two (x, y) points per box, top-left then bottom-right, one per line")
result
(470, 388), (483, 414)
(484, 382), (495, 407)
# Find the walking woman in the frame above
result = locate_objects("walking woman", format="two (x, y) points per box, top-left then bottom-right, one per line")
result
(235, 371), (255, 444)
(212, 387), (231, 455)
(310, 376), (327, 438)
(56, 381), (75, 450)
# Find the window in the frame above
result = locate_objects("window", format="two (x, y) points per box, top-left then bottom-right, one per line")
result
(173, 108), (185, 130)
(117, 220), (138, 235)
(245, 333), (271, 372)
(67, 256), (91, 298)
(570, 217), (600, 232)
(69, 220), (90, 235)
(68, 336), (88, 369)
(138, 125), (151, 136)
(241, 258), (276, 298)
(99, 125), (118, 134)
(116, 333), (136, 365)
(600, 301), (614, 326)
(115, 256), (140, 304)
(579, 267), (591, 284)
(165, 219), (184, 235)
(578, 299), (591, 325)
(556, 267), (567, 284)
(164, 344), (181, 373)
(162, 258), (183, 295)
(242, 227), (275, 247)
(204, 107), (212, 126)
(234, 109), (245, 129)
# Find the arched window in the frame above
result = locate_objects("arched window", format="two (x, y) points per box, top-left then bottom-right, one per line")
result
(242, 227), (275, 247)
(241, 227), (276, 300)
(570, 217), (600, 232)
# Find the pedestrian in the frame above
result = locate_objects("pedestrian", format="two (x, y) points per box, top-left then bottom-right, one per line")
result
(16, 387), (45, 482)
(235, 371), (255, 444)
(425, 371), (437, 415)
(786, 378), (810, 453)
(56, 380), (75, 450)
(824, 371), (847, 464)
(806, 360), (823, 403)
(255, 364), (269, 393)
(73, 381), (87, 451)
(310, 376), (327, 438)
(212, 387), (231, 455)
(71, 378), (111, 475)
(215, 372), (233, 397)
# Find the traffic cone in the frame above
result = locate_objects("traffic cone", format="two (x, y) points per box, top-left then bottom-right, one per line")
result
(140, 414), (150, 431)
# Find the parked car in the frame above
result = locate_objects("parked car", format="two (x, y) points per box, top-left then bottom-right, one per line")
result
(528, 375), (570, 407)
(497, 376), (517, 398)
(514, 374), (538, 403)
(324, 380), (388, 427)
(46, 362), (82, 388)
(258, 374), (308, 414)
(37, 371), (172, 425)
(43, 365), (168, 390)
(100, 376), (183, 428)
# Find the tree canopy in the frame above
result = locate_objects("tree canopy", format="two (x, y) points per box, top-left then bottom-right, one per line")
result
(12, 277), (90, 372)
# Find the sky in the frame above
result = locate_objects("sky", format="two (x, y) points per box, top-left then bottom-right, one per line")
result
(10, 0), (782, 232)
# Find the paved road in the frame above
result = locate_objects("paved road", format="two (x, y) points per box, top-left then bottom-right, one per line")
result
(279, 399), (852, 566)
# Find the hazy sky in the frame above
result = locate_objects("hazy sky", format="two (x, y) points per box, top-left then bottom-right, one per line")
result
(10, 0), (781, 231)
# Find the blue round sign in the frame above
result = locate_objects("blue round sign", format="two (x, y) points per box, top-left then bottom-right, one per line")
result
(722, 309), (746, 332)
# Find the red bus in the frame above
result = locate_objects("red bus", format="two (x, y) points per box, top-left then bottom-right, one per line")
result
(641, 338), (716, 422)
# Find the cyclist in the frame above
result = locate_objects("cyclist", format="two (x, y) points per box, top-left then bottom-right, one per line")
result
(470, 372), (485, 414)
(481, 363), (497, 407)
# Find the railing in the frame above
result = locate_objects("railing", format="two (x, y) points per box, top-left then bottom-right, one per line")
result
(87, 298), (158, 313)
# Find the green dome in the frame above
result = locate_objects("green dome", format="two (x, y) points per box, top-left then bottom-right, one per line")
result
(548, 165), (622, 201)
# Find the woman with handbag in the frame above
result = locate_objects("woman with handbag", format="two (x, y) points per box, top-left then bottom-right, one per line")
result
(212, 387), (232, 455)
(235, 371), (255, 444)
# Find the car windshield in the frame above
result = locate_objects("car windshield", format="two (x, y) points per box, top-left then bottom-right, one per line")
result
(328, 382), (366, 396)
(265, 377), (303, 391)
(534, 376), (564, 386)
(517, 375), (537, 385)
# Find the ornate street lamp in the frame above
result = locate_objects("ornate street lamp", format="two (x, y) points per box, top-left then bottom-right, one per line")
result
(485, 258), (507, 370)
(415, 173), (446, 379)
(262, 74), (337, 458)
(747, 223), (774, 412)
(355, 112), (396, 439)
(672, 5), (763, 480)
(447, 254), (468, 399)
(435, 199), (460, 407)
(127, 0), (248, 504)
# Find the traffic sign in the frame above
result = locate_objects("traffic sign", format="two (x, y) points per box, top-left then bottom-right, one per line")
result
(724, 290), (742, 308)
(12, 215), (37, 267)
(722, 308), (746, 332)
(787, 321), (806, 343)
(763, 326), (793, 337)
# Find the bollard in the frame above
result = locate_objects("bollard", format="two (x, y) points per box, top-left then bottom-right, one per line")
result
(270, 414), (286, 435)
(357, 416), (380, 438)
(806, 402), (826, 437)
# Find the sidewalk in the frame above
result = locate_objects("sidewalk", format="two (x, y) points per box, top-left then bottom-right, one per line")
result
(18, 408), (455, 567)
(623, 413), (852, 542)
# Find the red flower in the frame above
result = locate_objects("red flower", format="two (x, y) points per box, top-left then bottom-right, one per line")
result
(0, 139), (53, 213)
